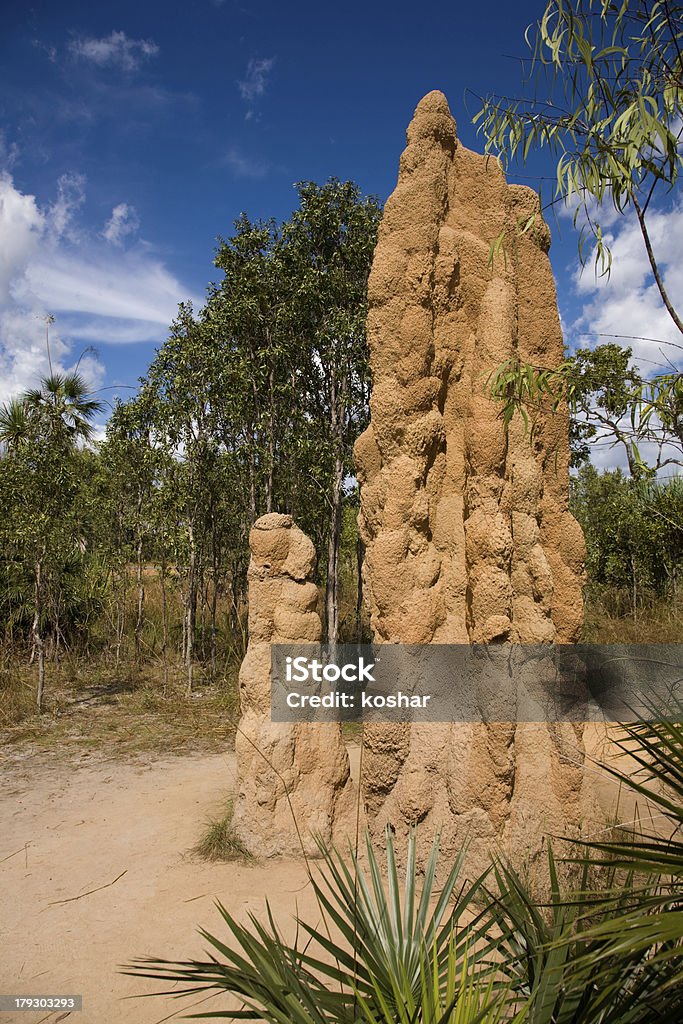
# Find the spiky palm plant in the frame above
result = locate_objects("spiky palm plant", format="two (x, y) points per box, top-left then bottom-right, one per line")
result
(0, 396), (33, 451)
(24, 371), (103, 443)
(474, 702), (683, 1024)
(476, 848), (675, 1024)
(124, 828), (506, 1023)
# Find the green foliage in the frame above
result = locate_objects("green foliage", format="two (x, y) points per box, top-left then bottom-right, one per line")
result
(571, 465), (683, 612)
(23, 371), (104, 443)
(0, 373), (105, 708)
(488, 342), (683, 476)
(130, 178), (380, 649)
(476, 850), (675, 1024)
(0, 178), (379, 707)
(557, 707), (683, 1020)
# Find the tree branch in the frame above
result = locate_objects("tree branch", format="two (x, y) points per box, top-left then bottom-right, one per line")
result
(632, 192), (683, 335)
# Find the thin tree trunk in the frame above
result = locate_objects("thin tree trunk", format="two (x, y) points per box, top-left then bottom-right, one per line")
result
(266, 358), (275, 514)
(632, 194), (683, 336)
(116, 568), (125, 667)
(160, 555), (169, 687)
(185, 521), (197, 695)
(325, 453), (344, 645)
(356, 533), (365, 644)
(115, 505), (125, 667)
(210, 516), (218, 676)
(325, 366), (349, 646)
(134, 501), (145, 664)
(248, 443), (257, 522)
(53, 591), (62, 663)
(33, 556), (45, 713)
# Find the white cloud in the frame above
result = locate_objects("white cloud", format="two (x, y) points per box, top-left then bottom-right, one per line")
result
(0, 173), (44, 304)
(571, 202), (683, 369)
(237, 57), (274, 117)
(19, 249), (193, 325)
(69, 31), (159, 72)
(103, 202), (140, 245)
(224, 146), (270, 179)
(45, 172), (86, 243)
(0, 174), (199, 406)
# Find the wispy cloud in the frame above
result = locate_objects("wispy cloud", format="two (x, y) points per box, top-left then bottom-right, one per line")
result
(69, 30), (159, 72)
(0, 131), (19, 170)
(224, 146), (270, 179)
(0, 173), (199, 405)
(103, 202), (140, 245)
(45, 173), (86, 243)
(19, 249), (195, 325)
(237, 56), (274, 118)
(32, 38), (58, 63)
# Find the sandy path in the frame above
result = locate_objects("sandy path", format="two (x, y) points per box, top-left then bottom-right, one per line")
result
(1, 752), (321, 1024)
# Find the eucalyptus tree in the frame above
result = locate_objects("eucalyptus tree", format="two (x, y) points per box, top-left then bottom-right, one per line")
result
(571, 465), (683, 614)
(475, 0), (683, 474)
(0, 372), (103, 710)
(280, 180), (381, 643)
(203, 186), (380, 643)
(207, 215), (297, 521)
(100, 392), (164, 665)
(140, 180), (380, 654)
(143, 303), (246, 690)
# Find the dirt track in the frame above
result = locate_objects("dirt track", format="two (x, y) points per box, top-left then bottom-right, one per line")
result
(1, 752), (318, 1024)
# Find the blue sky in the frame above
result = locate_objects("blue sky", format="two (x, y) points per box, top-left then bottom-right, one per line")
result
(1, 0), (681, 467)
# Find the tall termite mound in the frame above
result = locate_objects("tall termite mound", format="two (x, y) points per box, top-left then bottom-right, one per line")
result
(354, 91), (593, 870)
(232, 513), (355, 856)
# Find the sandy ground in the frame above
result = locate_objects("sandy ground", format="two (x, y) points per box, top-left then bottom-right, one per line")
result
(0, 729), (632, 1024)
(1, 751), (328, 1024)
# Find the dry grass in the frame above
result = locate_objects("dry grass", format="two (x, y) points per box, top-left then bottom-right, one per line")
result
(0, 655), (240, 766)
(582, 593), (683, 642)
(192, 803), (254, 862)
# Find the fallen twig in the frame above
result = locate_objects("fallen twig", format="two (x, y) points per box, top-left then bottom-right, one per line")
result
(182, 892), (213, 903)
(0, 843), (30, 864)
(47, 869), (127, 906)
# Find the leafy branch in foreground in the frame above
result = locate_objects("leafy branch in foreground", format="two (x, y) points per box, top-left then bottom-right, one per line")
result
(475, 1), (683, 477)
(474, 0), (683, 317)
